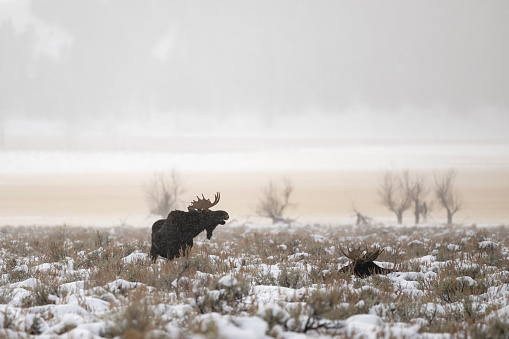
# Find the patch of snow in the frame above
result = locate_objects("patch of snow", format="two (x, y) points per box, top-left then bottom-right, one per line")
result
(121, 250), (148, 263)
(457, 276), (476, 286)
(422, 302), (445, 315)
(402, 272), (424, 281)
(344, 314), (383, 336)
(253, 286), (312, 304)
(447, 244), (461, 251)
(232, 316), (269, 338)
(10, 277), (38, 289)
(51, 304), (90, 318)
(156, 304), (194, 318)
(408, 240), (425, 246)
(4, 287), (31, 306)
(59, 281), (85, 295)
(196, 312), (270, 339)
(312, 234), (326, 242)
(218, 275), (238, 287)
(416, 255), (436, 264)
(58, 328), (102, 339)
(106, 279), (143, 292)
(16, 313), (49, 334)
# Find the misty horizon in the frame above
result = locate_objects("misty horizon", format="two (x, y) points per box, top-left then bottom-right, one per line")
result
(1, 0), (508, 148)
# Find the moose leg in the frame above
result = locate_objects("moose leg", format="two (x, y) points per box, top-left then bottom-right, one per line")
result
(166, 251), (176, 261)
(150, 245), (159, 262)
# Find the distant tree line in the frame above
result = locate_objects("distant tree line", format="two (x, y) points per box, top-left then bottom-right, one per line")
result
(378, 168), (462, 226)
(145, 168), (463, 227)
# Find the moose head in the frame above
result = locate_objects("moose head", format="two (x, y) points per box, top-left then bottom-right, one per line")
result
(187, 192), (228, 239)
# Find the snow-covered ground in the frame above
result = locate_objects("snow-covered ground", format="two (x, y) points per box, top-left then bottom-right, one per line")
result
(1, 222), (508, 338)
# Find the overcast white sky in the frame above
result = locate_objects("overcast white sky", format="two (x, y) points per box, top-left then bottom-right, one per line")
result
(0, 0), (508, 145)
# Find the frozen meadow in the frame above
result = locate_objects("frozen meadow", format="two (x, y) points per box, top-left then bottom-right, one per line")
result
(1, 222), (509, 338)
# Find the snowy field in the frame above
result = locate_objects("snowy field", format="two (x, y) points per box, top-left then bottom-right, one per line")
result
(1, 222), (509, 338)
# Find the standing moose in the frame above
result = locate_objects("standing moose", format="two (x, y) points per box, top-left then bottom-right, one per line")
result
(150, 192), (229, 261)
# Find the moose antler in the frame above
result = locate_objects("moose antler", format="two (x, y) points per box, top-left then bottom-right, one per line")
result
(188, 192), (221, 211)
(340, 246), (384, 263)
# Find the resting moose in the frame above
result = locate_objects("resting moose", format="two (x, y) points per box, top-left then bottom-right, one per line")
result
(339, 246), (394, 278)
(150, 192), (229, 261)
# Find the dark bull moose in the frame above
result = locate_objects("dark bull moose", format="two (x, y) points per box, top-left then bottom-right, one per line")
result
(150, 192), (229, 261)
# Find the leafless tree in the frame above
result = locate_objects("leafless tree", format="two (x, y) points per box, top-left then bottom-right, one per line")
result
(144, 169), (184, 217)
(378, 169), (412, 224)
(408, 171), (429, 224)
(434, 168), (462, 227)
(256, 177), (295, 224)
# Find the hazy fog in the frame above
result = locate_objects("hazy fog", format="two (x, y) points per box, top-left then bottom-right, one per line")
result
(1, 0), (508, 149)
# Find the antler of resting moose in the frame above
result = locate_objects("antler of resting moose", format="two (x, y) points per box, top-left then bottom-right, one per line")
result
(339, 245), (393, 277)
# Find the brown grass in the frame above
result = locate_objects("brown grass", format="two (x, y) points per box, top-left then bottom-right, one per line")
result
(0, 223), (508, 336)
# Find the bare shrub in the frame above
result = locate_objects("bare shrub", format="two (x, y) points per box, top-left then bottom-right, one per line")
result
(0, 287), (14, 304)
(191, 274), (251, 315)
(22, 278), (59, 308)
(471, 316), (509, 339)
(434, 169), (462, 227)
(278, 263), (304, 288)
(143, 169), (184, 217)
(307, 289), (349, 320)
(3, 257), (32, 283)
(101, 291), (161, 338)
(378, 170), (412, 224)
(256, 177), (295, 224)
